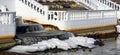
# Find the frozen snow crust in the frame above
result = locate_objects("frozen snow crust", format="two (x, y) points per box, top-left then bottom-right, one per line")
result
(8, 36), (96, 53)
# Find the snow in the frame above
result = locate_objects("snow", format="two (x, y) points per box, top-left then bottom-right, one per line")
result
(116, 25), (120, 33)
(8, 46), (39, 53)
(8, 36), (96, 53)
(47, 38), (70, 50)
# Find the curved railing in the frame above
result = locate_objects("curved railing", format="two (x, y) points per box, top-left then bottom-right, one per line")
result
(18, 0), (48, 16)
(74, 0), (98, 10)
(98, 0), (120, 10)
(48, 10), (116, 21)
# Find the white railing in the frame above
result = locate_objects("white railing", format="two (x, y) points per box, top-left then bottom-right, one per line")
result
(35, 0), (75, 2)
(48, 11), (67, 21)
(19, 0), (49, 16)
(0, 12), (16, 36)
(74, 0), (98, 10)
(0, 12), (16, 24)
(48, 10), (116, 21)
(68, 10), (116, 20)
(98, 0), (120, 10)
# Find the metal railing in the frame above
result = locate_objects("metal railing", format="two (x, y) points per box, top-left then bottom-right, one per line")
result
(0, 12), (16, 24)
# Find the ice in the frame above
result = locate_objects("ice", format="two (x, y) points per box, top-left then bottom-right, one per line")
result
(31, 42), (48, 51)
(8, 36), (96, 53)
(8, 45), (38, 53)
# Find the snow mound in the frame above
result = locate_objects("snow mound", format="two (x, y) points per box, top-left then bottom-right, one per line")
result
(8, 36), (96, 53)
(8, 46), (38, 53)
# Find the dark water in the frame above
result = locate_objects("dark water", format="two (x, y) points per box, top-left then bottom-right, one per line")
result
(1, 33), (120, 55)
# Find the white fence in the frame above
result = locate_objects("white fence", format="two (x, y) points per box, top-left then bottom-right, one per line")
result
(98, 0), (120, 10)
(48, 11), (67, 21)
(74, 0), (98, 10)
(19, 0), (48, 16)
(0, 12), (16, 36)
(48, 10), (117, 21)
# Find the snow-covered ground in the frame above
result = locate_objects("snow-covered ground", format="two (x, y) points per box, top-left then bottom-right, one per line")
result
(8, 36), (96, 53)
